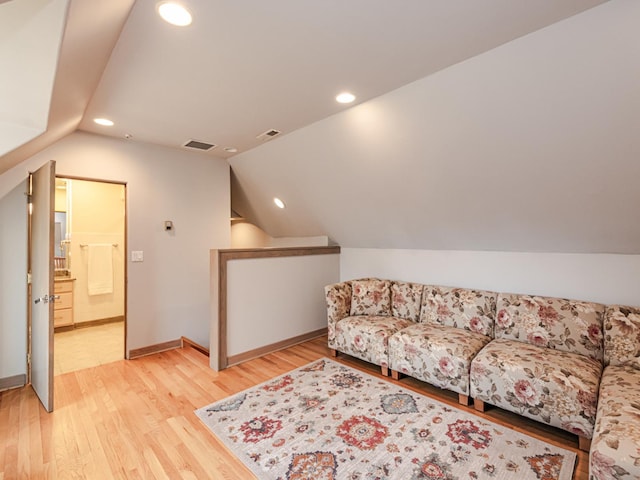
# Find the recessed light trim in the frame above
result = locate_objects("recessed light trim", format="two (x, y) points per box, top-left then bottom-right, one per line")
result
(157, 2), (192, 26)
(224, 147), (238, 153)
(93, 118), (114, 126)
(273, 197), (285, 209)
(336, 92), (356, 104)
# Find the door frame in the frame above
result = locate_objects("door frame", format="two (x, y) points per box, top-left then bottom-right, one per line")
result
(54, 175), (128, 360)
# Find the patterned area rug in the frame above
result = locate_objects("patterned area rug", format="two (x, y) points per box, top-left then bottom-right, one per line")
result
(196, 358), (576, 480)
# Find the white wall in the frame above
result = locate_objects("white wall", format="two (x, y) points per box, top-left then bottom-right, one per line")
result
(230, 221), (271, 248)
(231, 220), (329, 248)
(270, 236), (329, 248)
(225, 253), (340, 358)
(341, 248), (640, 307)
(0, 131), (230, 353)
(0, 180), (28, 382)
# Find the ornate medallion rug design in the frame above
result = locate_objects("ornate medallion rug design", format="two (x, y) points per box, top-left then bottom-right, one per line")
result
(195, 358), (576, 480)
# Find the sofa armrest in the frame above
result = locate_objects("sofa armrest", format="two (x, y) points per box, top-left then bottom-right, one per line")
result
(325, 282), (352, 344)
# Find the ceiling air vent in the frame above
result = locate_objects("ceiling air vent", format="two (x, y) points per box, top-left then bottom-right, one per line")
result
(256, 129), (281, 141)
(183, 139), (217, 151)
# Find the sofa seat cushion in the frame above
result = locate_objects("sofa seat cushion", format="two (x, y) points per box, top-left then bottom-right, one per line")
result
(389, 323), (491, 396)
(470, 338), (602, 438)
(590, 364), (640, 480)
(334, 315), (413, 368)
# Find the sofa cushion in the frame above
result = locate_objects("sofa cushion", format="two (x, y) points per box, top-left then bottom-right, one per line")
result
(470, 338), (602, 439)
(590, 364), (640, 480)
(604, 305), (640, 369)
(495, 293), (604, 362)
(389, 323), (491, 396)
(350, 279), (392, 316)
(333, 315), (412, 368)
(391, 281), (423, 322)
(419, 285), (497, 337)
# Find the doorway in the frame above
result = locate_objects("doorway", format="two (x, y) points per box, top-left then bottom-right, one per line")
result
(52, 177), (126, 375)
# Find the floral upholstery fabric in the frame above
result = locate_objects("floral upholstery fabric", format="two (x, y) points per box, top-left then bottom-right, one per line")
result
(391, 281), (423, 322)
(325, 282), (352, 349)
(333, 315), (412, 369)
(350, 279), (392, 316)
(389, 323), (491, 396)
(604, 305), (640, 369)
(495, 293), (604, 362)
(470, 338), (602, 439)
(590, 364), (640, 480)
(419, 286), (497, 337)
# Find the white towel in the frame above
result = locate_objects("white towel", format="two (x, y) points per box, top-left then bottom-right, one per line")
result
(87, 244), (113, 295)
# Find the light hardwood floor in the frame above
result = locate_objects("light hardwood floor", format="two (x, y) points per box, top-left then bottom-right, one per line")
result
(0, 336), (588, 479)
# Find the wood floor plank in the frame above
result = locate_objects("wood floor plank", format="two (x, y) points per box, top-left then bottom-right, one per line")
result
(0, 336), (587, 479)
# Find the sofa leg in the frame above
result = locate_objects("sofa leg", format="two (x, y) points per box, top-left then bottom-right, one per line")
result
(578, 436), (591, 452)
(473, 399), (485, 412)
(381, 366), (389, 377)
(458, 394), (469, 406)
(391, 370), (401, 380)
(329, 349), (337, 357)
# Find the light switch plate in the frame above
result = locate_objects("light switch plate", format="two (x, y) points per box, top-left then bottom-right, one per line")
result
(131, 251), (144, 262)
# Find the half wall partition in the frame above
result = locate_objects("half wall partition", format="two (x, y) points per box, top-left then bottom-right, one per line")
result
(210, 246), (340, 370)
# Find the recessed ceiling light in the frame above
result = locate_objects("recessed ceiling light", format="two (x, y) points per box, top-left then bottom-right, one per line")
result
(157, 2), (192, 26)
(93, 118), (114, 126)
(336, 92), (356, 104)
(224, 147), (238, 153)
(273, 197), (285, 209)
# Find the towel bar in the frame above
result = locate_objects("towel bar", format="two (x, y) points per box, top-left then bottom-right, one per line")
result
(80, 243), (118, 248)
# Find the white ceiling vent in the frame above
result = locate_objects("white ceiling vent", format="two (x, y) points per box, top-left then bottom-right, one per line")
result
(183, 139), (217, 151)
(256, 129), (281, 141)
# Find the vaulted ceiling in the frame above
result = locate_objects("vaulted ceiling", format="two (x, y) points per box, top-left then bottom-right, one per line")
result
(3, 0), (638, 254)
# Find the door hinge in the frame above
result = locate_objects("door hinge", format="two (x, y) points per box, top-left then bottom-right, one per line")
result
(27, 353), (31, 368)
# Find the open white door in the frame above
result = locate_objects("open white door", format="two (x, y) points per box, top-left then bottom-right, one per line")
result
(30, 161), (55, 412)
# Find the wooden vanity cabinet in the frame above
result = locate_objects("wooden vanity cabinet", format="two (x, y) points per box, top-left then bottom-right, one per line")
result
(54, 279), (74, 328)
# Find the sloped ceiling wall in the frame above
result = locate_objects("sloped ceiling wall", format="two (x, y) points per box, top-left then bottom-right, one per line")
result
(230, 0), (640, 254)
(0, 0), (134, 175)
(0, 0), (69, 157)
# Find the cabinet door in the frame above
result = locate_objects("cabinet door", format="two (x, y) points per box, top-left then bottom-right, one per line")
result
(54, 309), (73, 327)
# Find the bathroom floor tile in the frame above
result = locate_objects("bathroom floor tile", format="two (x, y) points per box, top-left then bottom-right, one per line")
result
(54, 322), (124, 375)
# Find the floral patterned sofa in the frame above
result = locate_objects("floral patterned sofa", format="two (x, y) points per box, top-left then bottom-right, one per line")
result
(589, 305), (640, 480)
(388, 285), (497, 406)
(470, 293), (605, 451)
(325, 278), (421, 377)
(326, 279), (497, 405)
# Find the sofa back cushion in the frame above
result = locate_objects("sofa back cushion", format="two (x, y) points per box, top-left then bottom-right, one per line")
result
(604, 305), (640, 369)
(391, 281), (423, 322)
(495, 293), (604, 361)
(419, 286), (496, 337)
(350, 279), (392, 316)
